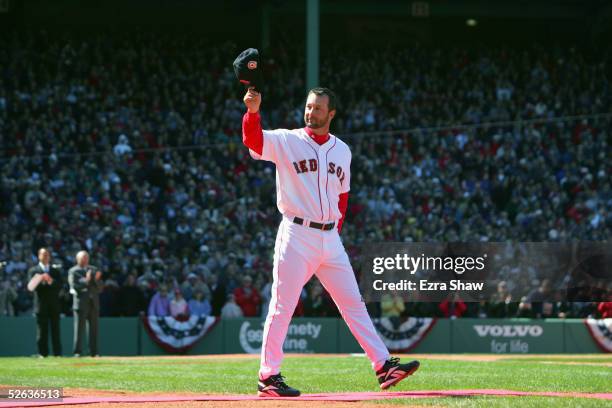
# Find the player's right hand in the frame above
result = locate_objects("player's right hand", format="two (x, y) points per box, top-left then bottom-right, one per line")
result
(243, 87), (261, 113)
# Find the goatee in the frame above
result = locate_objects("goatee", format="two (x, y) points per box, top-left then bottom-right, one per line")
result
(307, 122), (324, 129)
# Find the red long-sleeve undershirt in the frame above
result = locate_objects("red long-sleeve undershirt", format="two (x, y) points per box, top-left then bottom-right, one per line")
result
(242, 111), (264, 155)
(242, 111), (348, 233)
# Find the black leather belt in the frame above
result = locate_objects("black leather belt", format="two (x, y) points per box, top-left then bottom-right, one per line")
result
(293, 217), (335, 231)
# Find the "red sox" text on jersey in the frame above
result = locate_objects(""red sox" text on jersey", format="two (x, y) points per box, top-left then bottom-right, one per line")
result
(292, 159), (346, 186)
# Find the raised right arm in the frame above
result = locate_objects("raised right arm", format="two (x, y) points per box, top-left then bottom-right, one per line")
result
(242, 88), (263, 155)
(242, 111), (263, 155)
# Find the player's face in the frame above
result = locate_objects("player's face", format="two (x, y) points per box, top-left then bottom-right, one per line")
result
(304, 93), (335, 129)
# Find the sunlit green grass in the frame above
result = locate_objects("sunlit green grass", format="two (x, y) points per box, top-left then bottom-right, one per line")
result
(0, 355), (610, 407)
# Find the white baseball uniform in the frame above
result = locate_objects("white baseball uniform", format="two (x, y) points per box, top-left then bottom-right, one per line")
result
(242, 112), (390, 379)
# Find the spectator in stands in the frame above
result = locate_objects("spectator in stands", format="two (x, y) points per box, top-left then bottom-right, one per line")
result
(260, 275), (273, 318)
(597, 302), (612, 318)
(113, 134), (133, 156)
(180, 273), (196, 301)
(488, 281), (516, 317)
(99, 279), (120, 317)
(233, 275), (261, 317)
(220, 294), (243, 319)
(169, 287), (189, 319)
(467, 300), (490, 318)
(0, 279), (17, 316)
(207, 274), (226, 316)
(516, 296), (534, 318)
(381, 294), (405, 319)
(14, 276), (33, 316)
(438, 294), (467, 318)
(303, 281), (333, 317)
(223, 263), (241, 297)
(118, 274), (146, 316)
(181, 273), (210, 301)
(188, 289), (211, 316)
(147, 284), (170, 317)
(528, 279), (553, 318)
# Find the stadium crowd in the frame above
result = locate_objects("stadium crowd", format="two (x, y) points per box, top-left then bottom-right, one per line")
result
(0, 30), (610, 320)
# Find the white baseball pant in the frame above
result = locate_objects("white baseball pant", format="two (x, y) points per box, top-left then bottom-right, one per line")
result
(259, 215), (390, 379)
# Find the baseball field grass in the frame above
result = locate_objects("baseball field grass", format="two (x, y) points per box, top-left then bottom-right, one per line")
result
(0, 354), (611, 407)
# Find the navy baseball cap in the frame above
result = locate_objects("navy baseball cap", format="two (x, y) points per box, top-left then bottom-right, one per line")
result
(233, 48), (264, 92)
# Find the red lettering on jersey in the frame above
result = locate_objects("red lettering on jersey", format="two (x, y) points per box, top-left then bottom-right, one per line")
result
(308, 159), (318, 172)
(336, 166), (343, 178)
(293, 162), (301, 173)
(339, 173), (345, 185)
(299, 160), (308, 173)
(328, 162), (336, 174)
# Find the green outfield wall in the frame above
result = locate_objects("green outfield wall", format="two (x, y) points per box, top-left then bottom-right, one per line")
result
(0, 317), (603, 356)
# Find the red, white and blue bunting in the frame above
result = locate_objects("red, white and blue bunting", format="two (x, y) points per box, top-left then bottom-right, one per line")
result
(373, 317), (436, 353)
(584, 318), (612, 353)
(143, 315), (219, 353)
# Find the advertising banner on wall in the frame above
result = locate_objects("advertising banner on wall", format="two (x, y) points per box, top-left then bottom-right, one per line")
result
(452, 318), (565, 353)
(226, 318), (338, 354)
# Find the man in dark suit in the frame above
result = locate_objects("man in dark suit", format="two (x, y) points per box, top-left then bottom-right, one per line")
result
(68, 250), (102, 357)
(27, 248), (63, 357)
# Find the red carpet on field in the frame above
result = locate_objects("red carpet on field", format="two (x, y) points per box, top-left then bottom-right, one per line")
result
(2, 389), (611, 406)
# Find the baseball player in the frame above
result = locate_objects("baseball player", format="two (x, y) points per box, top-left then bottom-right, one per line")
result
(242, 87), (420, 397)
